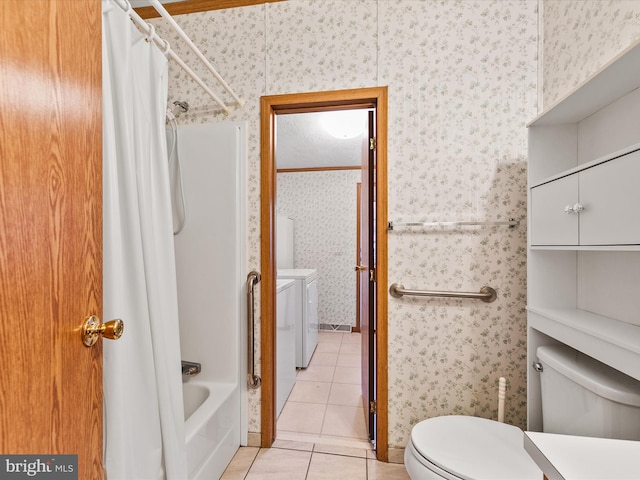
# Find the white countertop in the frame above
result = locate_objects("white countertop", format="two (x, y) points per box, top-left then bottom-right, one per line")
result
(524, 432), (640, 480)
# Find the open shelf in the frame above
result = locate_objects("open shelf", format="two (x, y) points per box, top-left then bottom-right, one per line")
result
(527, 39), (640, 127)
(526, 38), (640, 431)
(528, 307), (640, 381)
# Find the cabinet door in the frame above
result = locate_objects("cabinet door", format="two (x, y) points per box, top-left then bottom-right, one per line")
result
(531, 175), (579, 245)
(579, 151), (640, 245)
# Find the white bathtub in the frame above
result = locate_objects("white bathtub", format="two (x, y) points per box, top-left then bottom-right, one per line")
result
(183, 380), (240, 479)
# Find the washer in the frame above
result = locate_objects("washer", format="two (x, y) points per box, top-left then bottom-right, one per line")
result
(277, 269), (319, 368)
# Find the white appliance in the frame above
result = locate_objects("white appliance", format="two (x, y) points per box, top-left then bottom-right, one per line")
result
(277, 269), (319, 368)
(276, 278), (296, 418)
(276, 215), (294, 269)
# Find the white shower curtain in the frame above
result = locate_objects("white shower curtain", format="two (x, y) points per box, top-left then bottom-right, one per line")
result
(102, 1), (187, 478)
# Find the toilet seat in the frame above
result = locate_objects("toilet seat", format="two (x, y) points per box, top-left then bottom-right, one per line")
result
(408, 416), (541, 480)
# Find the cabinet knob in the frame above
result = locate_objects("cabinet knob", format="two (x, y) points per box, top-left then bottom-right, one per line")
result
(564, 203), (584, 215)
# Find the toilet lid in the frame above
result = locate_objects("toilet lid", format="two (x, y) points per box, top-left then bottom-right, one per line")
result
(410, 416), (541, 480)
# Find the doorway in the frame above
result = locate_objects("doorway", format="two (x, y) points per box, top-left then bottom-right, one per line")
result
(275, 110), (366, 448)
(259, 87), (389, 460)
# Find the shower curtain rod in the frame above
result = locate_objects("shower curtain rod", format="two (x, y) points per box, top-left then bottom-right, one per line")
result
(113, 0), (236, 115)
(148, 0), (244, 108)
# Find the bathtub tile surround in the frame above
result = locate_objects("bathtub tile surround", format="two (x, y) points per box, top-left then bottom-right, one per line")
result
(151, 0), (537, 451)
(542, 0), (640, 108)
(278, 170), (360, 329)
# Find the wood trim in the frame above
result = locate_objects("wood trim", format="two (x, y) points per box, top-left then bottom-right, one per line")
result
(265, 88), (380, 114)
(374, 86), (389, 462)
(260, 95), (278, 446)
(260, 87), (388, 460)
(276, 166), (361, 173)
(135, 0), (285, 19)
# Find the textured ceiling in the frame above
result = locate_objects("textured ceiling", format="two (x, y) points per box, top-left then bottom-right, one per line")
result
(276, 110), (370, 170)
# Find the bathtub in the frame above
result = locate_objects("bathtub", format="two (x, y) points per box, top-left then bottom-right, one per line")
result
(183, 380), (240, 479)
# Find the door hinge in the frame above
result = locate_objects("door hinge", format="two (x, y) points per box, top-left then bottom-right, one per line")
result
(369, 269), (376, 282)
(369, 137), (376, 151)
(370, 401), (377, 414)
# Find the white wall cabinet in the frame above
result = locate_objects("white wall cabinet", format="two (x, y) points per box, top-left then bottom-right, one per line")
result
(531, 149), (640, 247)
(527, 40), (640, 431)
(531, 175), (578, 246)
(578, 151), (640, 245)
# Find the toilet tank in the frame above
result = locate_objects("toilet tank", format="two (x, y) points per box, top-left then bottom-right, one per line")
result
(537, 344), (640, 440)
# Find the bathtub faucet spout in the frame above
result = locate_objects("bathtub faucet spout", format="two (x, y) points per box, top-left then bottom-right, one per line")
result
(181, 360), (201, 376)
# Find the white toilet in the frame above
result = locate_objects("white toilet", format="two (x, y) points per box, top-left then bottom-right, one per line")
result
(405, 343), (640, 480)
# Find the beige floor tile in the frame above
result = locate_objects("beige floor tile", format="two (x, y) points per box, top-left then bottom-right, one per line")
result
(245, 448), (311, 480)
(306, 452), (366, 480)
(328, 382), (362, 407)
(296, 365), (335, 383)
(220, 446), (260, 480)
(321, 405), (368, 439)
(332, 366), (361, 384)
(276, 431), (372, 450)
(276, 431), (326, 445)
(339, 342), (361, 355)
(313, 443), (370, 458)
(337, 353), (361, 367)
(288, 381), (331, 404)
(309, 352), (338, 366)
(318, 332), (344, 343)
(277, 401), (326, 434)
(341, 333), (361, 344)
(367, 458), (411, 480)
(314, 342), (341, 354)
(271, 439), (314, 452)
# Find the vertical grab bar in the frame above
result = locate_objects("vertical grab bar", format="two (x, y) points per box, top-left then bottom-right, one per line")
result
(246, 271), (262, 389)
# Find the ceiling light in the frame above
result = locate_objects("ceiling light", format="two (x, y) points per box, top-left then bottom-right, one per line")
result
(320, 110), (367, 139)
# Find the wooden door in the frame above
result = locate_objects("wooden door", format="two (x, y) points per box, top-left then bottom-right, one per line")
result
(359, 111), (376, 441)
(0, 1), (103, 478)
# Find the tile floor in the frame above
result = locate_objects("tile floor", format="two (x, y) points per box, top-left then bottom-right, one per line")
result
(221, 331), (410, 479)
(277, 331), (368, 448)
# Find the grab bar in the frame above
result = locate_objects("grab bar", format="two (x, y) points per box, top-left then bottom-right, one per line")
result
(389, 283), (497, 303)
(246, 271), (262, 389)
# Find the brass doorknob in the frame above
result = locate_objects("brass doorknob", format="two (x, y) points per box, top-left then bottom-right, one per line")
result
(82, 315), (124, 347)
(354, 265), (367, 272)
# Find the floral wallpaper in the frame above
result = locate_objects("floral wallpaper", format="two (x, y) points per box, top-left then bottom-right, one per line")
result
(150, 0), (538, 451)
(277, 170), (360, 329)
(542, 0), (640, 108)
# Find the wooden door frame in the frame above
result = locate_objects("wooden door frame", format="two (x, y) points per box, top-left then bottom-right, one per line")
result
(260, 87), (388, 460)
